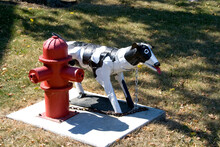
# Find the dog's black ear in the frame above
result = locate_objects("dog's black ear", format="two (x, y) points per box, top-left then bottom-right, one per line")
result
(131, 43), (138, 49)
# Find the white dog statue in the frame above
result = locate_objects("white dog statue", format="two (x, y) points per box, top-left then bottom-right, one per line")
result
(67, 42), (161, 113)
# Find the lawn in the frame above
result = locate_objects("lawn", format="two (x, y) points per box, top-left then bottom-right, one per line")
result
(0, 0), (219, 146)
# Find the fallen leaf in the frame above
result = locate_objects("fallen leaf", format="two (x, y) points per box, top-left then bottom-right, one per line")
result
(116, 138), (120, 142)
(1, 71), (6, 75)
(208, 114), (217, 120)
(193, 119), (199, 123)
(34, 87), (40, 90)
(148, 143), (156, 146)
(21, 85), (26, 88)
(169, 88), (175, 92)
(137, 63), (143, 69)
(190, 132), (196, 136)
(39, 144), (45, 147)
(8, 93), (14, 96)
(2, 67), (7, 71)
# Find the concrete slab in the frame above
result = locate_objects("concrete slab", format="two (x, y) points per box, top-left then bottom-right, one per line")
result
(7, 88), (165, 147)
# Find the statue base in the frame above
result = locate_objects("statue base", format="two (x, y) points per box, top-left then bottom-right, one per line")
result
(7, 88), (165, 147)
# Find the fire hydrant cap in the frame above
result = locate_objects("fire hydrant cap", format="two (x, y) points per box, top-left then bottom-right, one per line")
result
(52, 36), (58, 39)
(42, 36), (68, 60)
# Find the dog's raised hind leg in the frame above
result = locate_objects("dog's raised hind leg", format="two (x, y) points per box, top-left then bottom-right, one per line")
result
(115, 72), (134, 109)
(96, 69), (122, 113)
(75, 82), (86, 98)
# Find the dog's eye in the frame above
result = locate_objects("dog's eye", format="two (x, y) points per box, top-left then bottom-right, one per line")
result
(144, 49), (149, 54)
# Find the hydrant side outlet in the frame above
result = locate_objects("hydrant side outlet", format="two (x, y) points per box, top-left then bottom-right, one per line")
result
(29, 66), (53, 83)
(61, 66), (84, 83)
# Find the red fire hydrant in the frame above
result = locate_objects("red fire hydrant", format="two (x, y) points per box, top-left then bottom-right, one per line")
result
(29, 35), (84, 119)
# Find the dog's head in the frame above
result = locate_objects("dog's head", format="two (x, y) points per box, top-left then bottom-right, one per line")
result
(125, 43), (161, 74)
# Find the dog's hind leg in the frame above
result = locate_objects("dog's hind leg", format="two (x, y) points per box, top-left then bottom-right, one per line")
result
(115, 72), (134, 109)
(95, 69), (122, 113)
(75, 82), (86, 98)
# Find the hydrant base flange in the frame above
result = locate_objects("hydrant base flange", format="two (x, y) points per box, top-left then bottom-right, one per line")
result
(39, 111), (79, 123)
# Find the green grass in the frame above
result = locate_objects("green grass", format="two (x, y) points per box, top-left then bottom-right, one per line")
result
(0, 0), (220, 146)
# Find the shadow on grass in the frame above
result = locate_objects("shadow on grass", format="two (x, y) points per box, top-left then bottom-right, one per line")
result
(154, 65), (220, 112)
(155, 118), (220, 147)
(0, 1), (17, 63)
(13, 2), (219, 65)
(4, 0), (77, 7)
(73, 3), (219, 62)
(144, 67), (219, 146)
(6, 2), (218, 65)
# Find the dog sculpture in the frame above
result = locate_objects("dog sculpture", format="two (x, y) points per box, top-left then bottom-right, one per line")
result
(67, 42), (161, 113)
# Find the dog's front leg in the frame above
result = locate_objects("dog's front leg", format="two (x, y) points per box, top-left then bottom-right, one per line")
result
(75, 82), (86, 98)
(115, 72), (134, 109)
(96, 69), (122, 113)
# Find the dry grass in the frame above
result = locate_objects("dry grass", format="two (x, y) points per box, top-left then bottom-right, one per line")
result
(0, 0), (219, 146)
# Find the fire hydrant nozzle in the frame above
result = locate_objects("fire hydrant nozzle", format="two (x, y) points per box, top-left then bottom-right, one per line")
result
(29, 66), (53, 83)
(61, 67), (84, 83)
(29, 35), (84, 119)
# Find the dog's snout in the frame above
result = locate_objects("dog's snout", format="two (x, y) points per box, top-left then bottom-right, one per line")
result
(154, 62), (160, 67)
